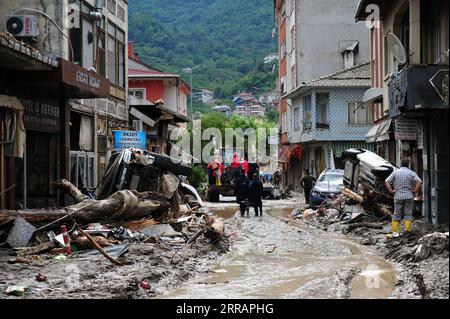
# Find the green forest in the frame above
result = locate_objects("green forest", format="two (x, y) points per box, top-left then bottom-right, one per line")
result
(128, 0), (278, 100)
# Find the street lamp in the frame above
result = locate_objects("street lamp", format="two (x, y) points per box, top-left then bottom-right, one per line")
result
(183, 67), (193, 116)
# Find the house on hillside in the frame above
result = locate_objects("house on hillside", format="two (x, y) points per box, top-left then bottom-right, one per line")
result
(212, 105), (232, 117)
(128, 43), (190, 156)
(192, 89), (214, 104)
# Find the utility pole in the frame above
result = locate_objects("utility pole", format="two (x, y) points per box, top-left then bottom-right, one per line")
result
(183, 67), (193, 116)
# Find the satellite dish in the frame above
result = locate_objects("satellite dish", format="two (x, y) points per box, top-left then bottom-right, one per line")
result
(386, 32), (407, 64)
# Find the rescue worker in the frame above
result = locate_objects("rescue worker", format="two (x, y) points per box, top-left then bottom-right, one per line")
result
(249, 173), (263, 217)
(234, 168), (249, 216)
(300, 169), (316, 204)
(207, 158), (224, 186)
(385, 159), (422, 238)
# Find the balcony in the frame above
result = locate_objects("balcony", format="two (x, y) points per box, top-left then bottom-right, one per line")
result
(388, 65), (449, 118)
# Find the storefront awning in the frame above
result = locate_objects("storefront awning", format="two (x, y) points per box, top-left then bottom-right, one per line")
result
(7, 58), (109, 99)
(362, 87), (383, 105)
(130, 107), (157, 127)
(365, 119), (393, 143)
(278, 145), (291, 162)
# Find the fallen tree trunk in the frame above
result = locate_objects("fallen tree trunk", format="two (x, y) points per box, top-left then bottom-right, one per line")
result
(53, 179), (89, 203)
(0, 189), (171, 224)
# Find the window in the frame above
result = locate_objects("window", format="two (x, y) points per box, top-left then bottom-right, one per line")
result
(280, 76), (286, 94)
(107, 0), (116, 14)
(280, 40), (286, 60)
(348, 102), (373, 125)
(315, 93), (329, 129)
(433, 19), (441, 63)
(117, 4), (126, 22)
(293, 107), (300, 131)
(303, 95), (312, 129)
(107, 22), (126, 87)
(130, 89), (145, 100)
(281, 112), (287, 133)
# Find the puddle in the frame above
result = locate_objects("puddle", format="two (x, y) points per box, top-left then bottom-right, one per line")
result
(160, 201), (396, 299)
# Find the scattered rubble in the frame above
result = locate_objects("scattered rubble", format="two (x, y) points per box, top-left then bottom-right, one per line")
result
(289, 186), (449, 299)
(0, 149), (230, 299)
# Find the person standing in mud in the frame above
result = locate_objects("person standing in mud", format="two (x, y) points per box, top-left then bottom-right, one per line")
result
(300, 169), (316, 204)
(249, 173), (263, 217)
(235, 168), (249, 216)
(385, 159), (422, 238)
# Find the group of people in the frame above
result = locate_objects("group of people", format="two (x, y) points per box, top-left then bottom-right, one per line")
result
(234, 169), (263, 217)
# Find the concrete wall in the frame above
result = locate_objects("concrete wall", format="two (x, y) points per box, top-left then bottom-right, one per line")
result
(295, 0), (370, 85)
(0, 0), (66, 59)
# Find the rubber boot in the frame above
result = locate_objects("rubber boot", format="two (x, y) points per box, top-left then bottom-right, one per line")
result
(404, 220), (412, 233)
(392, 220), (400, 238)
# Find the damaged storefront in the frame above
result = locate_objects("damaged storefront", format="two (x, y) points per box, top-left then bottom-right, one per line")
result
(0, 35), (109, 209)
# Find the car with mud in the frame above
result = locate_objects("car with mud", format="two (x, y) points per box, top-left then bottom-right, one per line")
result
(309, 169), (345, 208)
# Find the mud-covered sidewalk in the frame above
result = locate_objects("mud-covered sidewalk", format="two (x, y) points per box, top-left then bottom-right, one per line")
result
(300, 210), (449, 299)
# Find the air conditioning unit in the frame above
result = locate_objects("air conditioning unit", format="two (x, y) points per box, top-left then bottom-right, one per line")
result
(6, 15), (39, 38)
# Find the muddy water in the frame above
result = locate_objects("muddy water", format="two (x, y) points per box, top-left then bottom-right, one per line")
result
(160, 202), (396, 299)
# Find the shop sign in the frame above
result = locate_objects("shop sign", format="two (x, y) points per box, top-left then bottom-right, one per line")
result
(20, 98), (60, 132)
(113, 131), (146, 150)
(395, 118), (417, 140)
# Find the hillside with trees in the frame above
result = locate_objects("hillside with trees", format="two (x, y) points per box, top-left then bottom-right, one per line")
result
(128, 0), (278, 101)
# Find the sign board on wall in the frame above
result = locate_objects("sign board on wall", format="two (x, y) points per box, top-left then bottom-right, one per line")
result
(395, 118), (417, 140)
(113, 131), (146, 150)
(20, 98), (61, 133)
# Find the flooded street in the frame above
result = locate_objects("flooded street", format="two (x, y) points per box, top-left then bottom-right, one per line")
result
(159, 198), (397, 299)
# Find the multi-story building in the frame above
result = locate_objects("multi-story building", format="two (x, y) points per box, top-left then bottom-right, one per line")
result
(355, 0), (449, 224)
(128, 43), (190, 155)
(0, 0), (125, 208)
(212, 104), (232, 117)
(233, 104), (266, 118)
(192, 89), (214, 104)
(274, 0), (371, 193)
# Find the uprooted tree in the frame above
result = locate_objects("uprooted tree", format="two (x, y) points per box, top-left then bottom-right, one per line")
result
(0, 179), (171, 225)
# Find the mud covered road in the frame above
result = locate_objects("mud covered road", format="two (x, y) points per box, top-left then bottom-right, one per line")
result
(159, 198), (397, 299)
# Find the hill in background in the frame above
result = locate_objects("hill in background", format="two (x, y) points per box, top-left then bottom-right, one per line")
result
(128, 0), (278, 101)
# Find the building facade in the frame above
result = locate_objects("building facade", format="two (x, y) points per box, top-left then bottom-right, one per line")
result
(274, 0), (371, 193)
(0, 0), (118, 209)
(128, 44), (190, 156)
(282, 63), (374, 192)
(355, 0), (449, 224)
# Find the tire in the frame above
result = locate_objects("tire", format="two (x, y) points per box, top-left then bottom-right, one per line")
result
(342, 148), (365, 160)
(208, 190), (220, 202)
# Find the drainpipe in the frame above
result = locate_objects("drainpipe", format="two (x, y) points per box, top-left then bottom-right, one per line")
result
(425, 117), (432, 223)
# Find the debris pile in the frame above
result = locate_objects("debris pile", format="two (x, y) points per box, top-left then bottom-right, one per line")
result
(0, 149), (229, 298)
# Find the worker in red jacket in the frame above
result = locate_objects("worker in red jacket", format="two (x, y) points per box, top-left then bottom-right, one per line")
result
(207, 158), (224, 186)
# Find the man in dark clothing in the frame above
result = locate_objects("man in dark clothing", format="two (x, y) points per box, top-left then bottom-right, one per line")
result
(249, 173), (263, 217)
(235, 168), (249, 216)
(300, 169), (316, 204)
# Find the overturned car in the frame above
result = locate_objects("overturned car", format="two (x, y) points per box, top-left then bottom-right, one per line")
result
(342, 149), (397, 200)
(94, 149), (204, 207)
